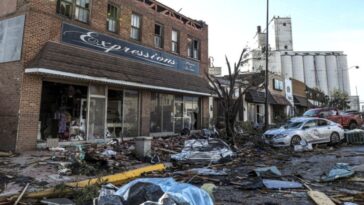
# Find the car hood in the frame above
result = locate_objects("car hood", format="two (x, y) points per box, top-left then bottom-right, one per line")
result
(264, 127), (297, 136)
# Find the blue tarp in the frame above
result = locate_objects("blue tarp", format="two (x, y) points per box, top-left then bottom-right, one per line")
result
(115, 178), (214, 205)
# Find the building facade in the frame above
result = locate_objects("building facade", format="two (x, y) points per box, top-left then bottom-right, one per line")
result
(0, 0), (210, 151)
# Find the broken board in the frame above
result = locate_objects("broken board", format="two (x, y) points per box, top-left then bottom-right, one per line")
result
(308, 191), (335, 205)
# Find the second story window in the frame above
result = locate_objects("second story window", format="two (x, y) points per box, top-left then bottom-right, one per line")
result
(154, 24), (163, 48)
(171, 30), (179, 53)
(57, 0), (90, 23)
(58, 0), (73, 18)
(74, 0), (90, 23)
(130, 13), (141, 40)
(107, 4), (119, 33)
(187, 37), (200, 60)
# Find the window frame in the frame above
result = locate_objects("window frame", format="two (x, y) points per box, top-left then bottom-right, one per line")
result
(106, 3), (120, 33)
(187, 36), (200, 60)
(130, 12), (142, 41)
(74, 0), (91, 23)
(154, 23), (164, 48)
(171, 29), (179, 53)
(273, 79), (284, 91)
(56, 0), (91, 23)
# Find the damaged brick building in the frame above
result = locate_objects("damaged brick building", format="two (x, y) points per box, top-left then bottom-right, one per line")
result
(0, 0), (210, 151)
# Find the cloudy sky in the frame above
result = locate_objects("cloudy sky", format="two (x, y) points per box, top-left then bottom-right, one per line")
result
(159, 0), (364, 100)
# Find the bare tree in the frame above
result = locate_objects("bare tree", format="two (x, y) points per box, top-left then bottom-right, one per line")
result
(207, 49), (265, 146)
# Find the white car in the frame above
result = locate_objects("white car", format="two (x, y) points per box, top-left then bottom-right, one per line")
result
(263, 117), (345, 147)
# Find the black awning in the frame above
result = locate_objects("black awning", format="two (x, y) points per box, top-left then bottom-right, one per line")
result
(294, 95), (314, 107)
(245, 89), (276, 104)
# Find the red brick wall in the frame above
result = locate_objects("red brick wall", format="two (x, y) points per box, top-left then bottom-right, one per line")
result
(0, 62), (23, 151)
(10, 0), (209, 151)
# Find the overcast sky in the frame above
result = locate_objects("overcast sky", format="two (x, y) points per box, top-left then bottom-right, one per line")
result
(159, 0), (364, 100)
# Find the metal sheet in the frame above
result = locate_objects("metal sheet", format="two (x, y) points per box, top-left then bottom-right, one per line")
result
(281, 55), (293, 78)
(303, 55), (316, 88)
(292, 55), (305, 82)
(325, 55), (339, 95)
(337, 55), (350, 94)
(0, 15), (25, 63)
(314, 55), (329, 95)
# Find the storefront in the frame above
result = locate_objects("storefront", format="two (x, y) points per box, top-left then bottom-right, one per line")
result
(27, 23), (210, 145)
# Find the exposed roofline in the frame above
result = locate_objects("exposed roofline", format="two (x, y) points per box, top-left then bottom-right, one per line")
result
(135, 0), (207, 30)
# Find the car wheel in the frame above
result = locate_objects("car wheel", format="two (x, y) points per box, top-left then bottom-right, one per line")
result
(349, 122), (357, 130)
(330, 132), (341, 144)
(291, 135), (301, 146)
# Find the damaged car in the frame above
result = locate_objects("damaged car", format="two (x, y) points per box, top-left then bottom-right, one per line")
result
(263, 117), (344, 147)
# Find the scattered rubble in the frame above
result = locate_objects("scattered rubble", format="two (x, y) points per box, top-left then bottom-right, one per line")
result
(1, 131), (364, 204)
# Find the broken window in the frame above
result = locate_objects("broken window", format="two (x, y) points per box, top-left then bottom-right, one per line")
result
(171, 29), (179, 53)
(187, 37), (200, 60)
(130, 13), (141, 40)
(39, 82), (88, 142)
(107, 4), (119, 33)
(56, 0), (90, 23)
(154, 23), (163, 48)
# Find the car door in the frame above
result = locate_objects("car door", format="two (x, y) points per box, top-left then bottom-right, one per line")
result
(302, 120), (321, 143)
(316, 119), (332, 143)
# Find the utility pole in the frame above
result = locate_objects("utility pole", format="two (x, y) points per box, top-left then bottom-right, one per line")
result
(264, 0), (269, 130)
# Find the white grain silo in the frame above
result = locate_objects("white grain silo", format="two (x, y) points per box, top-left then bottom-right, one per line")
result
(314, 55), (329, 95)
(325, 55), (339, 95)
(292, 54), (305, 82)
(303, 55), (316, 88)
(281, 55), (293, 79)
(337, 55), (350, 94)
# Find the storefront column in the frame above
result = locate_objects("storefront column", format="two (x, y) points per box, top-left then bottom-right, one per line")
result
(140, 90), (151, 136)
(16, 75), (43, 151)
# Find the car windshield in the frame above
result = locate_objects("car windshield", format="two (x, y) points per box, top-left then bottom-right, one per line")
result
(303, 110), (319, 117)
(284, 121), (303, 129)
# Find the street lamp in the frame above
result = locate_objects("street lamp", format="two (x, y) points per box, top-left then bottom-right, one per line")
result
(339, 65), (359, 94)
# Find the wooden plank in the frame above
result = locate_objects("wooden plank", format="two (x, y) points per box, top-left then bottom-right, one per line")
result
(1, 164), (165, 201)
(308, 191), (336, 205)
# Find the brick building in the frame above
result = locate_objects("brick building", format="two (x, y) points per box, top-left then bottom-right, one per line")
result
(0, 0), (210, 151)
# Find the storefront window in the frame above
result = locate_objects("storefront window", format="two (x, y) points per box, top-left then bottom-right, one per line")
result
(88, 97), (106, 140)
(174, 96), (183, 133)
(39, 82), (88, 141)
(183, 96), (199, 130)
(123, 90), (139, 136)
(150, 93), (200, 133)
(162, 94), (174, 132)
(150, 93), (162, 133)
(107, 90), (123, 138)
(88, 85), (106, 140)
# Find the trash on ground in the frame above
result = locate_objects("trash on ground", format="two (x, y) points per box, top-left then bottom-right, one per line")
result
(321, 163), (355, 182)
(307, 190), (336, 205)
(200, 183), (216, 201)
(252, 166), (282, 177)
(40, 198), (75, 205)
(175, 168), (228, 176)
(294, 140), (313, 152)
(262, 179), (303, 189)
(171, 138), (234, 164)
(114, 178), (214, 205)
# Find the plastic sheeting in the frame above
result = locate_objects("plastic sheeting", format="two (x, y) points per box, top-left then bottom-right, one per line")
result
(171, 139), (234, 163)
(115, 178), (214, 205)
(321, 163), (355, 182)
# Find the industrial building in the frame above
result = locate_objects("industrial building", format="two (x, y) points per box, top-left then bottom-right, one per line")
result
(242, 17), (351, 97)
